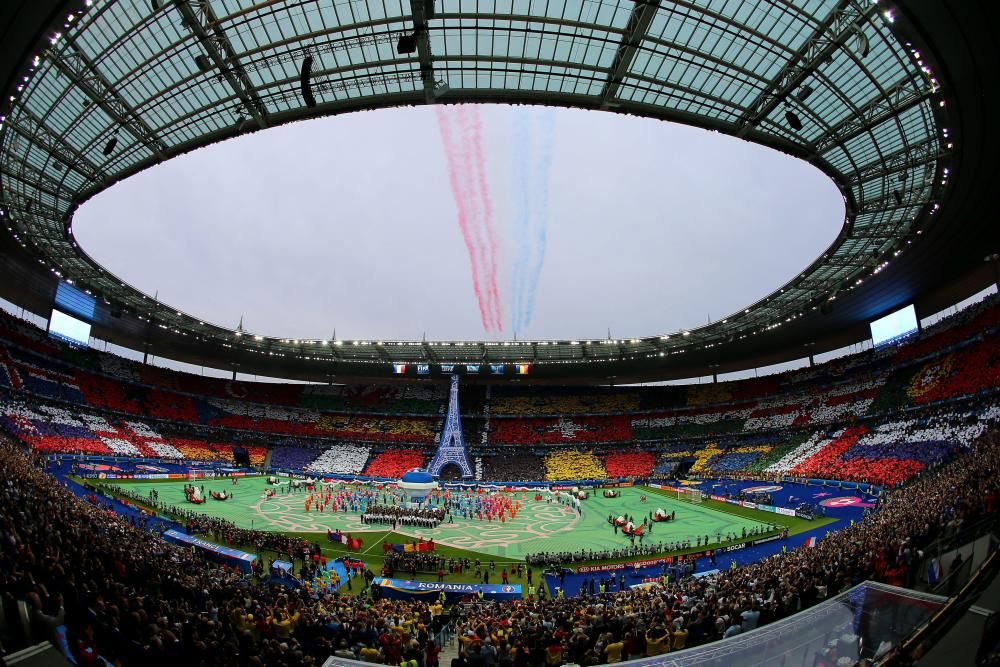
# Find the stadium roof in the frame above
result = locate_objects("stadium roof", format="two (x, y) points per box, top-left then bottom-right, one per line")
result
(0, 0), (995, 384)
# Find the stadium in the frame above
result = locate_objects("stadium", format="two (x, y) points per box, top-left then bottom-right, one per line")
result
(0, 1), (998, 666)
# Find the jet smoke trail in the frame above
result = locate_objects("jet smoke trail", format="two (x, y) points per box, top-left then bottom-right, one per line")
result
(510, 107), (555, 332)
(435, 106), (503, 333)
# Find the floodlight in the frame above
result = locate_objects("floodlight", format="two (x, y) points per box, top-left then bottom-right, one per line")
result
(784, 108), (803, 131)
(397, 33), (418, 54)
(300, 56), (317, 108)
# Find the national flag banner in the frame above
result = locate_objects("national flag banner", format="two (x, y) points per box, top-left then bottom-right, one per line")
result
(804, 536), (818, 548)
(392, 364), (406, 374)
(403, 543), (416, 552)
(927, 558), (942, 586)
(516, 364), (530, 375)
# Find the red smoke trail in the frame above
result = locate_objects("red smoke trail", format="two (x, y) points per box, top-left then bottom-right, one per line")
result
(436, 107), (496, 331)
(460, 106), (504, 333)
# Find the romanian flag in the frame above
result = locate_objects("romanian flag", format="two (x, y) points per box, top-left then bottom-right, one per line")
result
(516, 364), (530, 375)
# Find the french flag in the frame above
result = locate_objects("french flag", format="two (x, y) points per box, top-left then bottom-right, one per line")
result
(804, 536), (818, 548)
(927, 558), (943, 586)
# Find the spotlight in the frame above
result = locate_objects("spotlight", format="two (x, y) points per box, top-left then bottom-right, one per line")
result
(194, 54), (212, 72)
(784, 108), (803, 131)
(794, 84), (813, 102)
(102, 135), (118, 156)
(397, 33), (418, 54)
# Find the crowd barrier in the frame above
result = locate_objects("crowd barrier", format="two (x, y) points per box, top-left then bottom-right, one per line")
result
(162, 529), (257, 573)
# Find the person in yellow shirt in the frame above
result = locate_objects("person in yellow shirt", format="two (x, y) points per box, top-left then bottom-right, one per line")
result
(671, 626), (688, 651)
(273, 610), (293, 639)
(604, 635), (624, 664)
(359, 646), (381, 663)
(645, 625), (669, 656)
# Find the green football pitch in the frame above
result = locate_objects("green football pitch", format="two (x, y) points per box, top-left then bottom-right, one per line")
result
(109, 477), (777, 560)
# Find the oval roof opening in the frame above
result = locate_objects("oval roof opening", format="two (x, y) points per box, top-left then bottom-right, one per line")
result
(74, 104), (843, 341)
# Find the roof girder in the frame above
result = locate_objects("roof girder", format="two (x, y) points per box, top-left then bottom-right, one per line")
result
(175, 0), (269, 129)
(736, 0), (877, 136)
(44, 40), (167, 160)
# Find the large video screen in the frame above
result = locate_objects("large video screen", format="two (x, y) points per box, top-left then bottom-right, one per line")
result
(54, 281), (96, 320)
(48, 309), (91, 347)
(870, 304), (918, 347)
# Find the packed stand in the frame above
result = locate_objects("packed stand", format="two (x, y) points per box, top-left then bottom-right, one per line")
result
(2, 412), (1000, 664)
(363, 449), (427, 478)
(304, 444), (371, 475)
(478, 451), (544, 482)
(603, 451), (655, 478)
(447, 431), (1000, 663)
(544, 450), (607, 480)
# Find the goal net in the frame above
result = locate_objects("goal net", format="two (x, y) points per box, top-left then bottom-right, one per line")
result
(677, 488), (704, 504)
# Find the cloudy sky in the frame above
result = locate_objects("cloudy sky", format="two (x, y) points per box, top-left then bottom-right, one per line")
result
(73, 103), (843, 342)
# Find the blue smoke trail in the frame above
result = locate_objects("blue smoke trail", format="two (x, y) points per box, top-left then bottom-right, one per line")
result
(510, 109), (532, 333)
(519, 108), (555, 331)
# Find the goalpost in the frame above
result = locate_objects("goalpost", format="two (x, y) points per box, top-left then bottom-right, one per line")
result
(676, 488), (704, 504)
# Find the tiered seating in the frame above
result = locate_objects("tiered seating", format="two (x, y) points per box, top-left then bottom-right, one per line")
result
(305, 444), (371, 475)
(363, 449), (426, 477)
(480, 451), (544, 481)
(543, 450), (607, 480)
(653, 449), (690, 476)
(894, 297), (1000, 363)
(702, 446), (771, 473)
(491, 415), (630, 445)
(632, 404), (750, 440)
(1, 401), (112, 455)
(603, 451), (655, 478)
(299, 384), (444, 414)
(491, 387), (641, 415)
(270, 446), (322, 471)
(904, 335), (1000, 404)
(170, 438), (267, 465)
(0, 399), (261, 463)
(744, 432), (813, 473)
(757, 413), (990, 487)
(0, 292), (998, 484)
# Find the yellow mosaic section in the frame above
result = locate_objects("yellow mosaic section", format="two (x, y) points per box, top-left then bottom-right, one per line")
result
(544, 450), (607, 480)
